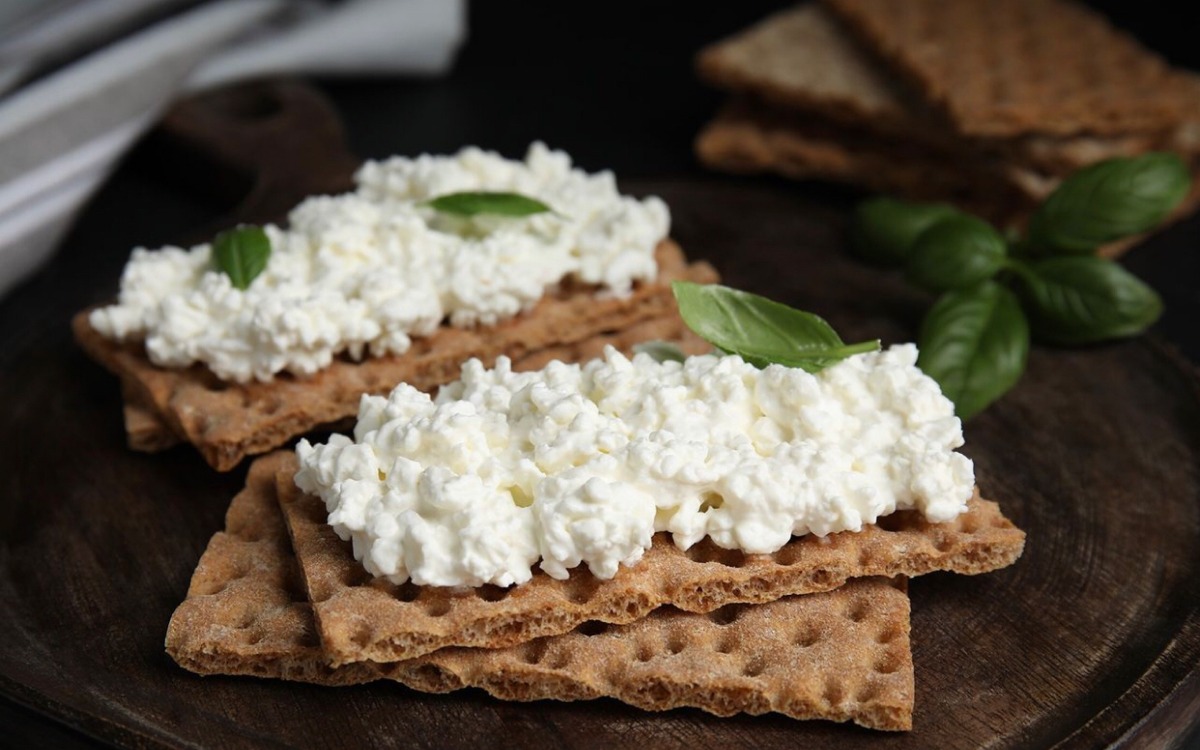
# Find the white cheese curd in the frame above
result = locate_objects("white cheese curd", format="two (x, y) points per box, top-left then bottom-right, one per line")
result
(89, 143), (669, 383)
(294, 344), (975, 587)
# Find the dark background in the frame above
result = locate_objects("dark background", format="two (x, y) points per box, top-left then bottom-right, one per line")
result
(2, 1), (1199, 745)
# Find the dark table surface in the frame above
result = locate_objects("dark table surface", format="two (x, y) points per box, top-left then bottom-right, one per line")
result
(2, 1), (1199, 747)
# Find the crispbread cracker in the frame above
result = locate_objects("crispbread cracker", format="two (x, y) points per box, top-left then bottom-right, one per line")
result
(166, 453), (915, 730)
(696, 4), (914, 136)
(695, 99), (1042, 225)
(695, 100), (1200, 253)
(119, 313), (710, 456)
(822, 0), (1195, 139)
(276, 452), (1023, 666)
(388, 578), (914, 730)
(75, 240), (717, 471)
(697, 5), (1200, 179)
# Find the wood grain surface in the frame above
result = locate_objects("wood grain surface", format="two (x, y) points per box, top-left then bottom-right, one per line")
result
(0, 81), (1198, 749)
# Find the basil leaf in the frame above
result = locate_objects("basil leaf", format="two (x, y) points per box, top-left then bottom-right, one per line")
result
(1013, 257), (1162, 344)
(672, 282), (880, 372)
(851, 197), (961, 266)
(918, 281), (1029, 420)
(906, 214), (1007, 292)
(213, 225), (270, 290)
(633, 341), (686, 363)
(424, 191), (553, 218)
(1027, 153), (1191, 255)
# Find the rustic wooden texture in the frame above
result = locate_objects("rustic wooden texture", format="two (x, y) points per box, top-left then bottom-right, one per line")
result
(0, 81), (1198, 748)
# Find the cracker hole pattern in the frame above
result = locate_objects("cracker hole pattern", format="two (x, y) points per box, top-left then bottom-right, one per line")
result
(424, 599), (452, 617)
(847, 601), (870, 623)
(708, 604), (745, 626)
(522, 642), (547, 665)
(666, 636), (686, 655)
(823, 678), (845, 706)
(577, 621), (609, 637)
(475, 585), (509, 603)
(395, 583), (420, 603)
(874, 651), (902, 675)
(795, 628), (821, 648)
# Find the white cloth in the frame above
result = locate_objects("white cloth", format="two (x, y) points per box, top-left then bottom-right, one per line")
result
(0, 0), (466, 298)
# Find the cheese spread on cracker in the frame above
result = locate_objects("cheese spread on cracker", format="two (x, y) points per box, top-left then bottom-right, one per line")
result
(294, 344), (973, 587)
(89, 143), (669, 382)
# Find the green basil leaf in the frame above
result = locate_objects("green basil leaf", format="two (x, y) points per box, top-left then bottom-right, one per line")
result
(213, 225), (270, 290)
(672, 282), (880, 372)
(918, 281), (1029, 420)
(1027, 153), (1191, 255)
(905, 214), (1007, 292)
(423, 191), (553, 218)
(633, 341), (686, 363)
(1013, 256), (1162, 344)
(851, 197), (962, 266)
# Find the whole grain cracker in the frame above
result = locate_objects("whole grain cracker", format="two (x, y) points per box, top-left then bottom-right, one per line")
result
(166, 453), (915, 730)
(275, 452), (1023, 666)
(696, 4), (915, 137)
(694, 99), (1043, 225)
(119, 313), (710, 454)
(75, 241), (718, 471)
(696, 4), (1198, 178)
(822, 0), (1195, 139)
(695, 100), (1200, 254)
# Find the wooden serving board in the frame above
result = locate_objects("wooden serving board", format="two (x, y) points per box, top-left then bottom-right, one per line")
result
(0, 82), (1197, 749)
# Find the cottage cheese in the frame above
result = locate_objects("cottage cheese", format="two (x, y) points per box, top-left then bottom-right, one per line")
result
(88, 143), (669, 383)
(294, 344), (974, 587)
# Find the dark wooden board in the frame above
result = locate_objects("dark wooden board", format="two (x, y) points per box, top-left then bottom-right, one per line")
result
(0, 83), (1198, 749)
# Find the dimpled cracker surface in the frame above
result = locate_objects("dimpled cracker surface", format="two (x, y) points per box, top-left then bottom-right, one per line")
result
(165, 452), (378, 686)
(396, 578), (914, 730)
(74, 240), (717, 471)
(168, 453), (916, 730)
(276, 452), (1023, 666)
(823, 0), (1194, 138)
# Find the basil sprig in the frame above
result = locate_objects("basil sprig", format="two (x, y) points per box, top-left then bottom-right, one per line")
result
(213, 225), (270, 290)
(423, 191), (553, 218)
(672, 282), (879, 372)
(852, 152), (1186, 419)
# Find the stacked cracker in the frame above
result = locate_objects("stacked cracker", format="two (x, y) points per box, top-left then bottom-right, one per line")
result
(166, 449), (1024, 730)
(73, 240), (717, 471)
(696, 0), (1200, 232)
